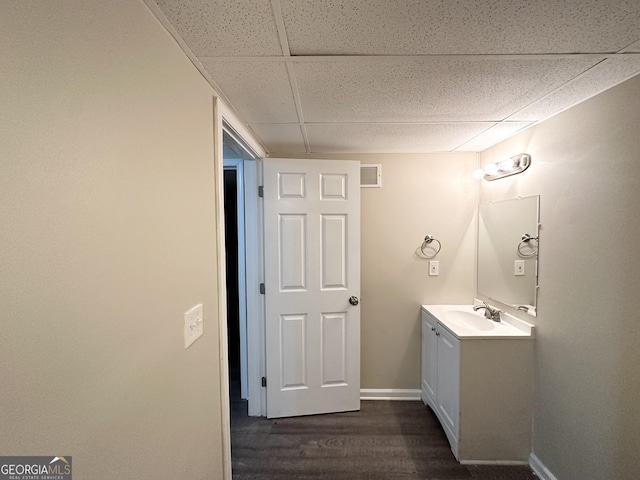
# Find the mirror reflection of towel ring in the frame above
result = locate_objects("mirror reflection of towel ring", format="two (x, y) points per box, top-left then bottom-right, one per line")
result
(421, 235), (441, 258)
(517, 233), (538, 258)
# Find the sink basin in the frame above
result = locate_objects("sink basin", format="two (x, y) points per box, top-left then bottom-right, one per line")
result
(446, 309), (496, 331)
(422, 304), (535, 338)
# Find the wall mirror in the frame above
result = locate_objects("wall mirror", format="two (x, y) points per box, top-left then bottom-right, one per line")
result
(477, 195), (540, 316)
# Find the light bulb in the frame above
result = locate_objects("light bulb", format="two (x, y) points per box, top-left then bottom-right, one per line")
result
(472, 168), (485, 180)
(483, 163), (499, 175)
(498, 158), (515, 171)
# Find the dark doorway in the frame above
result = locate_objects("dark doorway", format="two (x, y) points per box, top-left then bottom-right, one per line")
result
(223, 168), (241, 400)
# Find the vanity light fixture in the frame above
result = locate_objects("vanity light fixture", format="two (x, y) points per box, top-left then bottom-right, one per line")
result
(473, 153), (531, 181)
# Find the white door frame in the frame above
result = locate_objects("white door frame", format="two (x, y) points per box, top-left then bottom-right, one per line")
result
(242, 158), (267, 416)
(222, 121), (266, 417)
(214, 100), (267, 480)
(213, 98), (232, 480)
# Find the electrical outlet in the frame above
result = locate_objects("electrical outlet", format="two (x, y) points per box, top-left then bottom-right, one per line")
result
(184, 304), (204, 349)
(429, 260), (439, 276)
(514, 260), (525, 276)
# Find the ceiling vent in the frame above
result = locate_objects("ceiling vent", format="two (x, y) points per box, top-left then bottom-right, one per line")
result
(360, 164), (382, 188)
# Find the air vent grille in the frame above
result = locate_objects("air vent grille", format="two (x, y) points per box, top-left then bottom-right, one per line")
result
(360, 164), (382, 187)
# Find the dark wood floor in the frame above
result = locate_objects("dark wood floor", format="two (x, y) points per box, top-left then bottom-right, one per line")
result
(230, 388), (537, 480)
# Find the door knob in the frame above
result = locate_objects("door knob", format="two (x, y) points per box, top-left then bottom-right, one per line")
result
(349, 296), (359, 306)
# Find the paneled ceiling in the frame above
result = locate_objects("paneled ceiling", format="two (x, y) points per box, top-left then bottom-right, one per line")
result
(149, 0), (640, 154)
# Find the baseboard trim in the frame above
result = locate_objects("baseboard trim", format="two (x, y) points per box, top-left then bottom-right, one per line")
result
(360, 389), (421, 401)
(529, 453), (558, 480)
(461, 460), (528, 466)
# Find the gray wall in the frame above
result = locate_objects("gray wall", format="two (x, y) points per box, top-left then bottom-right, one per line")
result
(360, 154), (477, 389)
(480, 74), (640, 479)
(1, 1), (225, 478)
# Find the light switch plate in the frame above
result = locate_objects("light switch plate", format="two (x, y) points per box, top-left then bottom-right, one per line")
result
(429, 260), (439, 276)
(184, 303), (204, 349)
(514, 260), (525, 276)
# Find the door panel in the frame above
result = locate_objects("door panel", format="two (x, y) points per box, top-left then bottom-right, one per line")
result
(437, 327), (460, 440)
(279, 214), (307, 290)
(264, 158), (360, 418)
(321, 312), (347, 386)
(421, 312), (438, 408)
(280, 313), (308, 390)
(321, 214), (347, 289)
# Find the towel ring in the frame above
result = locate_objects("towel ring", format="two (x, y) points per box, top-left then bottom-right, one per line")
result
(517, 233), (538, 258)
(421, 235), (441, 258)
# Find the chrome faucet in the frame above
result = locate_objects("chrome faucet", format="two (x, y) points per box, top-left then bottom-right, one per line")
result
(473, 302), (502, 322)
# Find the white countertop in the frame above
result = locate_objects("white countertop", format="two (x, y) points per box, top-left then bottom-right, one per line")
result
(422, 304), (535, 339)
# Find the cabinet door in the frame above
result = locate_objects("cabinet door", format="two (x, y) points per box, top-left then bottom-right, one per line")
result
(421, 311), (438, 408)
(436, 327), (460, 441)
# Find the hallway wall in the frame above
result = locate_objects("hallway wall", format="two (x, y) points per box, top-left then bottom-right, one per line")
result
(0, 1), (225, 478)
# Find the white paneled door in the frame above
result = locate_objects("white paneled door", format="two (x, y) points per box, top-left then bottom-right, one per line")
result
(263, 158), (360, 418)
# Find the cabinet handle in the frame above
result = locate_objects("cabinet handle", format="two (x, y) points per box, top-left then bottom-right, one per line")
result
(431, 327), (436, 331)
(436, 331), (440, 336)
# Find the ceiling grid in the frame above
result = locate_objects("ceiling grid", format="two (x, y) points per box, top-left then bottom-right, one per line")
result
(152, 0), (640, 154)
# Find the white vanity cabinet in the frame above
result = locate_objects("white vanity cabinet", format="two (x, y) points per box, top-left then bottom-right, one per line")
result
(421, 312), (459, 445)
(421, 306), (534, 464)
(420, 311), (439, 407)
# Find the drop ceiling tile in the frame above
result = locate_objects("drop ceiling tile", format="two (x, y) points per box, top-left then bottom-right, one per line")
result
(295, 58), (599, 123)
(200, 60), (298, 123)
(455, 122), (533, 152)
(508, 56), (640, 121)
(249, 124), (306, 154)
(306, 123), (493, 153)
(281, 0), (640, 55)
(153, 0), (282, 56)
(624, 40), (640, 52)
